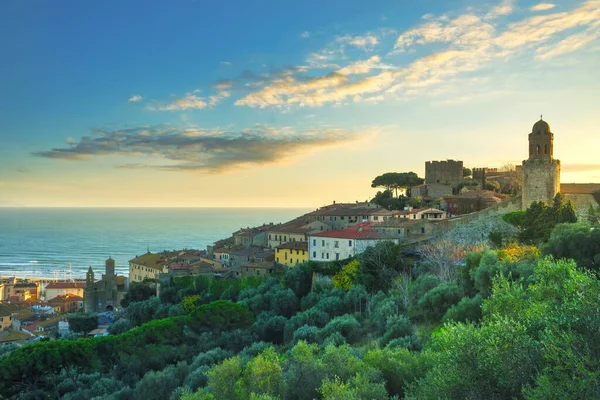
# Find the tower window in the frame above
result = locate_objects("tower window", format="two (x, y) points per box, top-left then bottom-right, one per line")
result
(544, 144), (548, 154)
(536, 144), (541, 155)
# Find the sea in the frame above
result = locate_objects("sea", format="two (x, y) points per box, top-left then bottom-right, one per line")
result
(0, 208), (310, 279)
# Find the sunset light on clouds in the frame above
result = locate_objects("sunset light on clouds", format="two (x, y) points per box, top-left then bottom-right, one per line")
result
(1, 0), (599, 207)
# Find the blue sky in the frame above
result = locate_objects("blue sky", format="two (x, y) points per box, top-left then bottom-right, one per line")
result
(1, 0), (599, 207)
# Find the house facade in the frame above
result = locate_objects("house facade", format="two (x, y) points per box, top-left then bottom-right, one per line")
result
(44, 282), (86, 301)
(129, 252), (167, 282)
(307, 223), (398, 262)
(275, 241), (309, 267)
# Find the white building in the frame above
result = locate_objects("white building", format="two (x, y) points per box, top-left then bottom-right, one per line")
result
(395, 207), (447, 220)
(43, 281), (86, 301)
(307, 222), (398, 262)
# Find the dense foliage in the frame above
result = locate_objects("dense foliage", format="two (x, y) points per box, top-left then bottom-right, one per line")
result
(2, 214), (600, 399)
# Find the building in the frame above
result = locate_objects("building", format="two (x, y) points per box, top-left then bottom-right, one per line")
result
(0, 281), (39, 302)
(442, 190), (502, 215)
(36, 315), (63, 333)
(371, 218), (434, 240)
(395, 207), (447, 220)
(275, 241), (309, 267)
(410, 183), (452, 199)
(307, 203), (394, 230)
(44, 281), (86, 301)
(308, 222), (398, 262)
(230, 247), (274, 268)
(267, 218), (331, 248)
(238, 261), (280, 278)
(48, 294), (84, 314)
(84, 257), (128, 313)
(522, 117), (560, 207)
(129, 252), (167, 282)
(233, 223), (275, 248)
(425, 160), (463, 188)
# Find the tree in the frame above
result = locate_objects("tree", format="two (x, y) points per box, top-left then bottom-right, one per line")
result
(67, 313), (98, 334)
(463, 167), (472, 178)
(121, 282), (156, 308)
(243, 347), (283, 398)
(371, 172), (424, 197)
(544, 221), (600, 271)
(207, 357), (244, 400)
(332, 260), (360, 290)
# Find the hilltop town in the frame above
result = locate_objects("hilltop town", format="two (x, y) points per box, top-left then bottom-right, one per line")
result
(1, 118), (599, 345)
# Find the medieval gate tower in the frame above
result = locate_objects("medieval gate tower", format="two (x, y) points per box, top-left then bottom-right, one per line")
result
(521, 116), (560, 208)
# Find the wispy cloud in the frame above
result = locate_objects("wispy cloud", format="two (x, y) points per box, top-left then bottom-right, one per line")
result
(152, 94), (208, 111)
(336, 34), (379, 50)
(300, 31), (310, 39)
(128, 95), (143, 103)
(485, 0), (515, 19)
(32, 124), (375, 172)
(226, 0), (600, 108)
(531, 3), (556, 11)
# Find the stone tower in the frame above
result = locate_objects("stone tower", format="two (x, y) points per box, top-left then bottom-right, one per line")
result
(105, 257), (115, 280)
(521, 117), (560, 208)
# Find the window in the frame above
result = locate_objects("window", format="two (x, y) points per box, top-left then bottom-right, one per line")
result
(536, 144), (541, 154)
(421, 227), (425, 234)
(276, 257), (279, 262)
(334, 240), (339, 248)
(373, 216), (379, 221)
(290, 259), (293, 263)
(335, 253), (340, 260)
(269, 234), (271, 240)
(284, 236), (287, 242)
(326, 253), (329, 259)
(322, 252), (325, 258)
(313, 251), (316, 258)
(348, 240), (352, 246)
(285, 253), (288, 260)
(313, 239), (316, 246)
(322, 240), (325, 246)
(413, 215), (416, 219)
(341, 216), (345, 220)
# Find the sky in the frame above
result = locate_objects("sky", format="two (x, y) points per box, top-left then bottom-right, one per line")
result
(1, 0), (599, 208)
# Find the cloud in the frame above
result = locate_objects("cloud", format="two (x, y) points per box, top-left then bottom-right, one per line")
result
(300, 31), (310, 38)
(220, 61), (232, 66)
(151, 95), (208, 111)
(215, 1), (600, 109)
(336, 34), (379, 50)
(531, 3), (556, 11)
(32, 124), (372, 172)
(128, 95), (142, 103)
(485, 0), (515, 19)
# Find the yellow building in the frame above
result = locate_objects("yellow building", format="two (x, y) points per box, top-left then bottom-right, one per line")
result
(128, 252), (167, 282)
(275, 241), (309, 267)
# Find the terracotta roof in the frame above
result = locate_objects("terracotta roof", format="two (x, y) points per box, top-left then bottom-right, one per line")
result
(561, 183), (600, 194)
(129, 252), (165, 271)
(48, 294), (84, 304)
(46, 282), (86, 289)
(276, 241), (308, 250)
(309, 222), (393, 240)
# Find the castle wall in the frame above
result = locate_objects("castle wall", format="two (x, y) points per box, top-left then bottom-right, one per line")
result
(522, 159), (560, 207)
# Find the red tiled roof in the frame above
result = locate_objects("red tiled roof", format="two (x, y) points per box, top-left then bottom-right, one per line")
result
(308, 222), (391, 240)
(45, 282), (86, 289)
(48, 294), (84, 303)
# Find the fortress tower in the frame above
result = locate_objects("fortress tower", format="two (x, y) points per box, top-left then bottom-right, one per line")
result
(521, 116), (560, 207)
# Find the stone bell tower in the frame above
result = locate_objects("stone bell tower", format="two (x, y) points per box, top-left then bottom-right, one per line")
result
(521, 116), (560, 208)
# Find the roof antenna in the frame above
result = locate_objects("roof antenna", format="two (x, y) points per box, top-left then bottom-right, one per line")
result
(540, 114), (543, 120)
